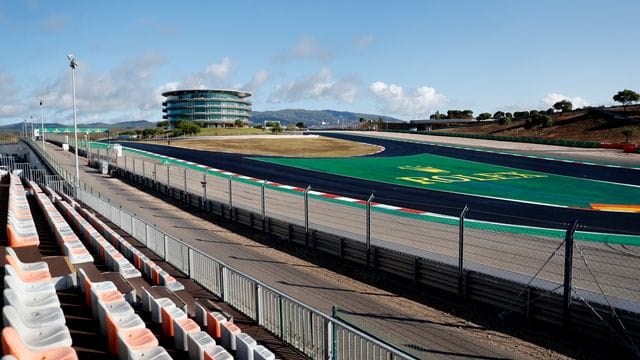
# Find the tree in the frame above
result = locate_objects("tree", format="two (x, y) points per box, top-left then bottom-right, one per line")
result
(234, 119), (244, 127)
(613, 89), (640, 109)
(621, 127), (634, 143)
(173, 120), (200, 136)
(270, 123), (283, 134)
(505, 112), (513, 118)
(513, 111), (529, 119)
(156, 121), (169, 128)
(498, 117), (512, 126)
(476, 113), (492, 121)
(493, 111), (505, 119)
(553, 100), (573, 112)
(546, 108), (555, 115)
(296, 122), (305, 128)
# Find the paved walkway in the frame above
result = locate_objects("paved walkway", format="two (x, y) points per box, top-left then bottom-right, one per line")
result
(43, 142), (583, 359)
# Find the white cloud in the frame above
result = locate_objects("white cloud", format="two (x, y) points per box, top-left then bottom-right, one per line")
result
(31, 52), (166, 123)
(0, 73), (27, 118)
(268, 68), (358, 104)
(541, 93), (590, 109)
(241, 70), (269, 93)
(204, 57), (233, 78)
(273, 36), (332, 63)
(356, 34), (374, 48)
(368, 81), (447, 119)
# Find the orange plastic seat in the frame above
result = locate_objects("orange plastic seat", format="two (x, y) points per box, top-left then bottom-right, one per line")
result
(4, 255), (51, 283)
(1, 327), (78, 360)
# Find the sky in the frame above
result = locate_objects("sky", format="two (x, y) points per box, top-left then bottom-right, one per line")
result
(0, 0), (638, 126)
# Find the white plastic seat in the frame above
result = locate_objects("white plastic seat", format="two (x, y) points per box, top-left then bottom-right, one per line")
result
(236, 332), (258, 360)
(253, 345), (275, 360)
(3, 288), (60, 310)
(172, 317), (200, 351)
(98, 300), (135, 335)
(220, 321), (241, 352)
(4, 274), (56, 296)
(187, 331), (216, 360)
(89, 281), (119, 317)
(2, 305), (73, 350)
(2, 301), (65, 329)
(206, 345), (233, 360)
(115, 328), (160, 360)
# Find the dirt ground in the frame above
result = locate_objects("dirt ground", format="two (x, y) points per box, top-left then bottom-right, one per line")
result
(148, 135), (381, 157)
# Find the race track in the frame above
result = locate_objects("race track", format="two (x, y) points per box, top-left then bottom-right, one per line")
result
(118, 134), (640, 234)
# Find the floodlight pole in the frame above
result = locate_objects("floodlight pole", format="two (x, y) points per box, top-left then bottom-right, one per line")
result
(40, 99), (45, 150)
(69, 54), (80, 188)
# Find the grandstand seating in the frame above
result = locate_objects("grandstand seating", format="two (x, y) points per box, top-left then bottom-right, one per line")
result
(1, 171), (277, 359)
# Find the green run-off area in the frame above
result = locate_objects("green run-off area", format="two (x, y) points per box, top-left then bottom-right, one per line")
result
(254, 154), (640, 209)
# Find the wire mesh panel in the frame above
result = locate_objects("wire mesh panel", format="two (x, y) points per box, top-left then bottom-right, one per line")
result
(205, 173), (231, 203)
(309, 197), (367, 243)
(223, 268), (257, 319)
(265, 188), (305, 226)
(464, 220), (566, 289)
(165, 235), (190, 274)
(571, 239), (640, 308)
(231, 180), (262, 213)
(189, 249), (222, 296)
(371, 210), (459, 262)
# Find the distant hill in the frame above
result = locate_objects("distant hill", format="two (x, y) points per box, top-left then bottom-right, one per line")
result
(251, 109), (402, 128)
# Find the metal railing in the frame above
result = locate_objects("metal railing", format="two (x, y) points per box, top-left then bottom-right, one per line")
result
(22, 138), (415, 359)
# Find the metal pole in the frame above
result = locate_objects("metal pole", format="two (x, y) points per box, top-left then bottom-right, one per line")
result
(458, 205), (469, 297)
(366, 193), (374, 267)
(261, 180), (266, 220)
(228, 174), (233, 208)
(202, 170), (207, 202)
(40, 100), (45, 149)
(132, 157), (136, 174)
(153, 163), (157, 187)
(563, 219), (579, 326)
(142, 159), (146, 178)
(166, 164), (170, 188)
(183, 168), (187, 193)
(70, 56), (80, 188)
(304, 185), (311, 241)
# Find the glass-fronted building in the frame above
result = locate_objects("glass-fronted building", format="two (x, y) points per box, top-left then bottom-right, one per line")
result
(162, 89), (252, 128)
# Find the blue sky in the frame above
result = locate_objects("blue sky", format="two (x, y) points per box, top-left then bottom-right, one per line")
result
(0, 0), (638, 126)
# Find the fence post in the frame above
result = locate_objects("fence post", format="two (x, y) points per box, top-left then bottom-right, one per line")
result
(166, 164), (170, 189)
(228, 175), (233, 216)
(458, 205), (469, 297)
(304, 185), (311, 246)
(563, 219), (579, 326)
(366, 193), (374, 267)
(261, 180), (267, 231)
(132, 157), (136, 175)
(202, 170), (207, 208)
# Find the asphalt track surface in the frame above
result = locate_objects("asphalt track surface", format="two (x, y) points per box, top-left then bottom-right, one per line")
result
(118, 135), (640, 234)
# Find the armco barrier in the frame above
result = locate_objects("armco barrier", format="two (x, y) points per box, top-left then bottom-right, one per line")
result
(385, 130), (602, 148)
(23, 138), (640, 355)
(22, 138), (415, 360)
